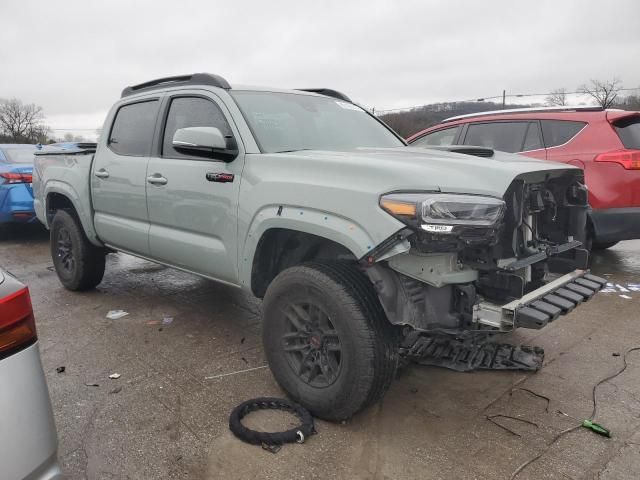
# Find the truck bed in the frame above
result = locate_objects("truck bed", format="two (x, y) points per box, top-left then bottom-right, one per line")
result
(33, 145), (101, 245)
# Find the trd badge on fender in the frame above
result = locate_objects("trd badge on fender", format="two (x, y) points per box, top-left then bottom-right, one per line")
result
(206, 172), (234, 183)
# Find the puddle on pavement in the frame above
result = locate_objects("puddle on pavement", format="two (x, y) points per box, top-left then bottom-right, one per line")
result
(591, 240), (640, 279)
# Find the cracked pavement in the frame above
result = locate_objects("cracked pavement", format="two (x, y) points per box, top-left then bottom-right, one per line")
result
(1, 224), (639, 479)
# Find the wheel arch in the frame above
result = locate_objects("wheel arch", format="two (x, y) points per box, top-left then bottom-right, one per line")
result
(44, 182), (102, 246)
(240, 206), (378, 297)
(248, 227), (359, 298)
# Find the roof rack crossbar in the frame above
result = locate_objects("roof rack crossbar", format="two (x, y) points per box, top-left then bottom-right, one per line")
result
(121, 73), (231, 97)
(297, 88), (352, 103)
(441, 105), (605, 123)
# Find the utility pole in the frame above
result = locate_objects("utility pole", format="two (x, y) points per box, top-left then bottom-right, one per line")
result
(502, 90), (506, 109)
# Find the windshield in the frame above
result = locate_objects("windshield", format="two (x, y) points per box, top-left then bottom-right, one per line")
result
(2, 147), (37, 164)
(231, 91), (404, 153)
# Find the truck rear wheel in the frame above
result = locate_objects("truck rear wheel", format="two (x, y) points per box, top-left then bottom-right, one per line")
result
(262, 262), (398, 421)
(50, 210), (105, 291)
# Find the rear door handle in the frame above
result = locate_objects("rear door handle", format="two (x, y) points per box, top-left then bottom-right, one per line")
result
(147, 174), (168, 186)
(94, 169), (109, 179)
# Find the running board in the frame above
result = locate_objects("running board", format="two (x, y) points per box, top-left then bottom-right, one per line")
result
(473, 270), (606, 331)
(400, 335), (544, 372)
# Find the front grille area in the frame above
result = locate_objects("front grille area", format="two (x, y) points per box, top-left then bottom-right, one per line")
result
(496, 171), (588, 259)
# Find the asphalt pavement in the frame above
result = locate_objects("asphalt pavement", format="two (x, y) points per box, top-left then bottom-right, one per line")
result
(1, 224), (639, 480)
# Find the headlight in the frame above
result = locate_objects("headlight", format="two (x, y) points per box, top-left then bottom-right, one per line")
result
(380, 193), (505, 233)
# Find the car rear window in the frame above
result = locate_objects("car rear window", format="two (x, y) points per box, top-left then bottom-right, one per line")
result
(2, 147), (37, 163)
(540, 120), (586, 148)
(613, 116), (640, 149)
(108, 100), (159, 156)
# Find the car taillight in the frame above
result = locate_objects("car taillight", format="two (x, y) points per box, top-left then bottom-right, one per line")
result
(0, 172), (33, 184)
(594, 149), (640, 170)
(0, 287), (37, 358)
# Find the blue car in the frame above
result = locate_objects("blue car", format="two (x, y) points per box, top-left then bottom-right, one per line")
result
(0, 144), (49, 225)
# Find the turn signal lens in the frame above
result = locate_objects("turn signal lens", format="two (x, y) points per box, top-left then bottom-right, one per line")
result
(380, 198), (417, 217)
(0, 287), (37, 358)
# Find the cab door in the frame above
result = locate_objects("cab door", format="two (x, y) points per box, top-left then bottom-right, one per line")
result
(146, 93), (245, 285)
(91, 98), (161, 255)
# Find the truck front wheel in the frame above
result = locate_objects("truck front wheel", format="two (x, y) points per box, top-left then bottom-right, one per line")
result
(262, 262), (398, 421)
(50, 210), (105, 291)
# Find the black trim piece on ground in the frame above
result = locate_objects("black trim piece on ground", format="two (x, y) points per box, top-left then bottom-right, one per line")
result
(229, 397), (315, 448)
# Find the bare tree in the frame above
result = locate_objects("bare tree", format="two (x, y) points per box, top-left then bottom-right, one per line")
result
(0, 98), (50, 143)
(546, 88), (568, 106)
(578, 78), (622, 108)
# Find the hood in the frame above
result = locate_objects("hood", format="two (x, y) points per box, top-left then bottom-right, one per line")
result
(272, 146), (577, 198)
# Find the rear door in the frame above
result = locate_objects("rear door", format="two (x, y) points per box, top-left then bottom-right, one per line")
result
(146, 92), (245, 284)
(462, 121), (546, 159)
(92, 98), (161, 255)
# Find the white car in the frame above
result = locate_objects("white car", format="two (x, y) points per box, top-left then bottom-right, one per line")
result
(0, 268), (61, 479)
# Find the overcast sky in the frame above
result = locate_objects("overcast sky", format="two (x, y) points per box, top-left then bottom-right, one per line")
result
(1, 0), (639, 138)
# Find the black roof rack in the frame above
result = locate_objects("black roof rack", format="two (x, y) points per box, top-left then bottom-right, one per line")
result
(297, 88), (352, 103)
(121, 73), (231, 98)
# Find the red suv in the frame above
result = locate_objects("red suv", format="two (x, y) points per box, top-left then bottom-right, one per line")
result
(407, 107), (640, 249)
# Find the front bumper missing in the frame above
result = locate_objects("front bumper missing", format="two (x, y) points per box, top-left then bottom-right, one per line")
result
(473, 270), (606, 331)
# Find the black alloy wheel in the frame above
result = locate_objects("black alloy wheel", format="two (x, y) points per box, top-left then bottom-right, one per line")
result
(281, 302), (342, 388)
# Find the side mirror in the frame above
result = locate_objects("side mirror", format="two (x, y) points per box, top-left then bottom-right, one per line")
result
(172, 127), (238, 161)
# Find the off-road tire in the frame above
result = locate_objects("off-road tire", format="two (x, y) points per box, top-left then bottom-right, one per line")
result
(262, 262), (399, 421)
(592, 241), (618, 250)
(50, 210), (105, 291)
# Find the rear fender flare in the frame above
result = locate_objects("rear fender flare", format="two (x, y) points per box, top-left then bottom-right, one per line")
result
(43, 181), (102, 246)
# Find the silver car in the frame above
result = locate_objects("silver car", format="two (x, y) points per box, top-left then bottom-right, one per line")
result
(0, 268), (61, 479)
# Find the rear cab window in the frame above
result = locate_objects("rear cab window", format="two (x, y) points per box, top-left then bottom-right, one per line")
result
(540, 120), (586, 148)
(613, 116), (640, 149)
(410, 126), (461, 146)
(108, 100), (159, 156)
(462, 121), (542, 153)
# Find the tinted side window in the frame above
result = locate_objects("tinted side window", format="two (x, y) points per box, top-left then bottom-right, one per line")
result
(522, 122), (543, 151)
(463, 122), (529, 153)
(614, 116), (640, 149)
(541, 120), (586, 148)
(411, 126), (460, 146)
(109, 100), (159, 156)
(162, 97), (232, 159)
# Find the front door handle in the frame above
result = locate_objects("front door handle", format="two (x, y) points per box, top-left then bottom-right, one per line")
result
(94, 169), (109, 179)
(147, 174), (168, 186)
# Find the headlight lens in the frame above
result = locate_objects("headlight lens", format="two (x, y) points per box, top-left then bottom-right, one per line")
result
(380, 193), (505, 233)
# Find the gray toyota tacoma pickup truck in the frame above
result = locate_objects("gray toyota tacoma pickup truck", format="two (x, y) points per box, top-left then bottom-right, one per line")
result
(33, 73), (604, 420)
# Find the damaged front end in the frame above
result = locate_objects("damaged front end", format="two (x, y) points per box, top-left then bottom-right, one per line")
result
(366, 168), (604, 336)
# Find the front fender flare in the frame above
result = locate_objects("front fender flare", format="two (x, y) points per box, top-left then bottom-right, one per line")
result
(238, 205), (378, 288)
